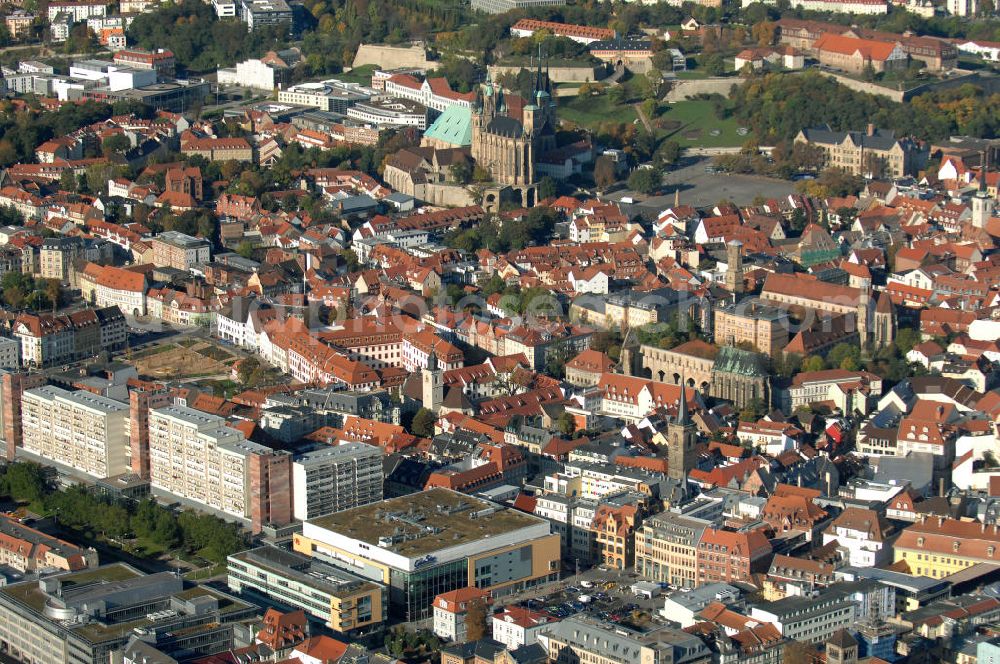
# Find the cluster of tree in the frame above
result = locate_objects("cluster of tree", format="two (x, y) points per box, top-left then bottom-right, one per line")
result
(426, 58), (484, 94)
(236, 356), (270, 387)
(408, 408), (436, 437)
(499, 285), (563, 318)
(1, 272), (63, 312)
(503, 33), (593, 61)
(635, 313), (701, 350)
(296, 0), (469, 77)
(0, 462), (248, 564)
(156, 208), (219, 241)
(775, 327), (922, 388)
(383, 627), (442, 659)
(590, 327), (624, 363)
(0, 99), (122, 168)
(444, 207), (559, 254)
(731, 72), (1000, 145)
(182, 131), (417, 196)
(127, 0), (286, 73)
(795, 167), (866, 198)
(627, 166), (662, 195)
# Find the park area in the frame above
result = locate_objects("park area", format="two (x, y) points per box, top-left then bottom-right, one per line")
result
(656, 99), (746, 148)
(132, 339), (239, 380)
(559, 85), (745, 150)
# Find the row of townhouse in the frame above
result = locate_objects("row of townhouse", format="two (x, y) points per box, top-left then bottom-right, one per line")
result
(11, 306), (126, 367)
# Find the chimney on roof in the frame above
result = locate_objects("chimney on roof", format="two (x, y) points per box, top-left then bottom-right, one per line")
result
(867, 123), (876, 137)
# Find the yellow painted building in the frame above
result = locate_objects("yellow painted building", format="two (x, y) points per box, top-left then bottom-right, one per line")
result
(894, 517), (1000, 579)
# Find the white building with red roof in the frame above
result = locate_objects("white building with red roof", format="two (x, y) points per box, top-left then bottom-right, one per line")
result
(432, 586), (490, 641)
(509, 19), (615, 44)
(492, 604), (559, 649)
(383, 74), (475, 113)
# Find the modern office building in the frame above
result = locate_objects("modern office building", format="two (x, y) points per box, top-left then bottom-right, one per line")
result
(148, 405), (291, 532)
(277, 80), (372, 113)
(20, 385), (130, 479)
(228, 545), (385, 634)
(293, 488), (560, 620)
(240, 0), (292, 31)
(346, 98), (428, 129)
(0, 563), (258, 664)
(150, 230), (211, 270)
(635, 513), (711, 589)
(0, 336), (20, 370)
(291, 442), (383, 521)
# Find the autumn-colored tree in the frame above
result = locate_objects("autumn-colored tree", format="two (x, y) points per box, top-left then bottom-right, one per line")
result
(752, 21), (776, 46)
(802, 356), (826, 372)
(594, 155), (618, 189)
(410, 408), (437, 437)
(464, 597), (489, 641)
(783, 640), (820, 664)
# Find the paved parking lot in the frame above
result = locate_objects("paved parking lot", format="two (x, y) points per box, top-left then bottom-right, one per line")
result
(606, 156), (799, 211)
(503, 564), (667, 627)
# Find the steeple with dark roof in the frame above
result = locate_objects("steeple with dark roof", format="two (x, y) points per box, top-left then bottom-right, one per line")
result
(678, 372), (689, 426)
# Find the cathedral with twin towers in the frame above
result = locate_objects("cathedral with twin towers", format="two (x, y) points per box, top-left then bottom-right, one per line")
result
(472, 54), (558, 203)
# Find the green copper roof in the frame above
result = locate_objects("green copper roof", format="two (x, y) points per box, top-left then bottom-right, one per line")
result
(713, 345), (768, 377)
(423, 105), (473, 147)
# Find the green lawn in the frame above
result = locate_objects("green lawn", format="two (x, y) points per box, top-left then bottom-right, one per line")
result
(656, 99), (746, 148)
(338, 64), (378, 85)
(674, 69), (712, 80)
(558, 93), (638, 129)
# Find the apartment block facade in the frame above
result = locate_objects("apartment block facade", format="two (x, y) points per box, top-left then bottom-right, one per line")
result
(20, 385), (130, 479)
(148, 405), (291, 531)
(291, 442), (383, 521)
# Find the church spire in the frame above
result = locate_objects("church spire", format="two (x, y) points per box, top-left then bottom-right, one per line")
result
(980, 150), (990, 194)
(535, 42), (543, 96)
(496, 81), (506, 115)
(678, 373), (689, 426)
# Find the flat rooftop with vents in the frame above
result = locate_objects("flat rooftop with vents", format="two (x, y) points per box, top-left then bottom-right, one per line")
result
(301, 487), (551, 567)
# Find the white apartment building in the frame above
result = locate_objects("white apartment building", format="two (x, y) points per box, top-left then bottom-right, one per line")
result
(213, 0), (238, 16)
(544, 463), (656, 501)
(821, 508), (893, 568)
(382, 76), (474, 114)
(148, 405), (252, 519)
(492, 606), (557, 649)
(790, 0), (888, 13)
(217, 58), (287, 90)
(47, 1), (107, 22)
(947, 0), (977, 15)
(291, 442), (383, 521)
(345, 99), (427, 129)
(20, 385), (129, 479)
